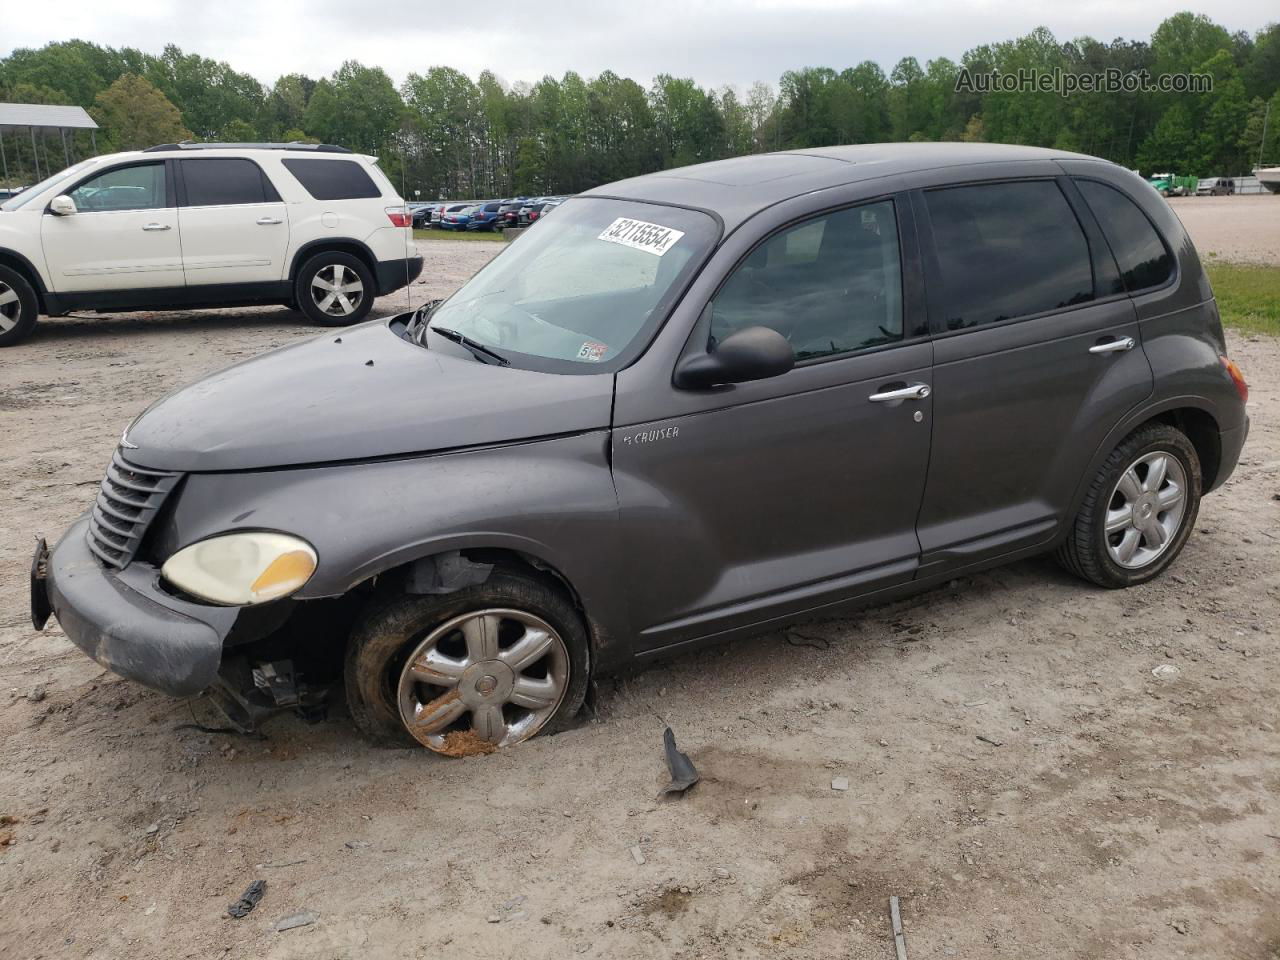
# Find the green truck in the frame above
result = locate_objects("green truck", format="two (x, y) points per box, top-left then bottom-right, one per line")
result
(1147, 172), (1198, 197)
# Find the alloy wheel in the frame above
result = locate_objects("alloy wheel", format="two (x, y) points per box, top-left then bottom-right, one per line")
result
(310, 263), (364, 317)
(397, 609), (570, 754)
(0, 281), (20, 333)
(1104, 451), (1187, 569)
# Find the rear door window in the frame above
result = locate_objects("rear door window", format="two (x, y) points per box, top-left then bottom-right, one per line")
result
(710, 199), (903, 361)
(281, 159), (382, 200)
(180, 158), (279, 206)
(1074, 179), (1174, 292)
(924, 180), (1094, 329)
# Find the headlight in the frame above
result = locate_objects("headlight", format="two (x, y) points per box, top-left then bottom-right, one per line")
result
(161, 532), (317, 606)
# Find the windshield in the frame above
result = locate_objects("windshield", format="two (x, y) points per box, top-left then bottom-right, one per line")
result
(425, 197), (718, 372)
(0, 158), (99, 211)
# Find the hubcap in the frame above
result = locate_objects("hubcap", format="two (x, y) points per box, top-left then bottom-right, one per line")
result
(397, 609), (570, 754)
(311, 263), (364, 317)
(1105, 451), (1187, 569)
(0, 281), (20, 333)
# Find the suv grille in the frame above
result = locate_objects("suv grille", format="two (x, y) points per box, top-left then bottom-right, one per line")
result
(86, 450), (182, 569)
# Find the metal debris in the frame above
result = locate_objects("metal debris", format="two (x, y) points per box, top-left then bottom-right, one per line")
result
(976, 734), (1004, 747)
(657, 727), (700, 799)
(226, 879), (266, 919)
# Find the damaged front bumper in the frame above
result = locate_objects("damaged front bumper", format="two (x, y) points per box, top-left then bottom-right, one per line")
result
(32, 516), (239, 698)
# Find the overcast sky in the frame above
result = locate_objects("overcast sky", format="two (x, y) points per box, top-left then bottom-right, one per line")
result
(5, 0), (1276, 92)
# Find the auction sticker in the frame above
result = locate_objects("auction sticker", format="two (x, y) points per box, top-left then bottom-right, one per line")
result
(577, 340), (609, 362)
(597, 217), (685, 256)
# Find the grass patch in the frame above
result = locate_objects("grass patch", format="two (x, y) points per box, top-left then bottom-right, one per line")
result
(1206, 261), (1280, 335)
(414, 228), (505, 242)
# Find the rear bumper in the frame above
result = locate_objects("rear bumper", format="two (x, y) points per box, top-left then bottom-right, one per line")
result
(35, 516), (238, 698)
(375, 255), (424, 296)
(1210, 417), (1249, 492)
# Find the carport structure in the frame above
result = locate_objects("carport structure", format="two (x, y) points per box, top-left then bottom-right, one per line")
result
(0, 103), (99, 186)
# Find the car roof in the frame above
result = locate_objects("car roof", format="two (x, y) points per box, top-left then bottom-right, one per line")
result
(584, 142), (1097, 230)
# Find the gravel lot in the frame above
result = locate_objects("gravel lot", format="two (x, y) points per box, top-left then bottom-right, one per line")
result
(1, 205), (1277, 960)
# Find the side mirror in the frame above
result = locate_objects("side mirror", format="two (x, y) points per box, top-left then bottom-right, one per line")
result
(49, 195), (77, 216)
(674, 325), (795, 389)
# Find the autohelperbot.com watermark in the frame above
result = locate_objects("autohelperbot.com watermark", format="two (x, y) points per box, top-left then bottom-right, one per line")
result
(955, 67), (1213, 97)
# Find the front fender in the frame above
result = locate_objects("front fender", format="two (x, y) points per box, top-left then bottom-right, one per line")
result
(157, 432), (629, 662)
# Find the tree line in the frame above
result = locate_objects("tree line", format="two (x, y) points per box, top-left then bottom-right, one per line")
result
(1, 13), (1277, 196)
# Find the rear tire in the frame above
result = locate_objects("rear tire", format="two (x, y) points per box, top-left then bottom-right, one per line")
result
(294, 252), (375, 327)
(0, 264), (39, 347)
(345, 570), (590, 753)
(1056, 424), (1201, 588)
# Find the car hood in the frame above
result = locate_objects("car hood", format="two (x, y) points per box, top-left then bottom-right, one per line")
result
(122, 317), (615, 472)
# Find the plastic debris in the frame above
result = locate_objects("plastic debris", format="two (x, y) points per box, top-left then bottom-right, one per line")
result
(1151, 664), (1180, 680)
(657, 727), (700, 799)
(272, 911), (317, 932)
(226, 879), (266, 919)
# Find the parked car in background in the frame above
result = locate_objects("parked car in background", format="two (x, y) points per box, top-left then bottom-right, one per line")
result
(0, 142), (422, 346)
(466, 201), (504, 231)
(518, 201), (549, 226)
(1195, 177), (1234, 196)
(31, 143), (1248, 756)
(539, 199), (563, 218)
(411, 204), (434, 229)
(0, 186), (29, 202)
(439, 204), (475, 230)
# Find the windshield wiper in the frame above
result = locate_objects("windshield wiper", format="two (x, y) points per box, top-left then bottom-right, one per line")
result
(428, 326), (510, 366)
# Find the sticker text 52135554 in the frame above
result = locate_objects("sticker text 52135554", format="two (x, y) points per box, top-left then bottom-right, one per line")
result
(597, 218), (686, 257)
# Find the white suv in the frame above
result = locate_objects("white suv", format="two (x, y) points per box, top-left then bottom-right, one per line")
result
(0, 142), (423, 347)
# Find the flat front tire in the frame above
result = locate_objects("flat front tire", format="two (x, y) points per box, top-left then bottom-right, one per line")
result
(345, 570), (590, 754)
(294, 252), (374, 327)
(0, 264), (39, 347)
(1057, 424), (1202, 588)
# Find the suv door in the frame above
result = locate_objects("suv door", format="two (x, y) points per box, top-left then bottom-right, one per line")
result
(612, 196), (934, 653)
(40, 161), (183, 292)
(176, 157), (290, 286)
(910, 174), (1154, 574)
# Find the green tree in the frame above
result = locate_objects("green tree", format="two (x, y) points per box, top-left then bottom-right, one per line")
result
(91, 73), (192, 151)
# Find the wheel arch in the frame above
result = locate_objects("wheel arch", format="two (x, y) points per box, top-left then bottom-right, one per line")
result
(0, 247), (50, 313)
(289, 238), (379, 288)
(348, 539), (611, 666)
(1066, 396), (1223, 528)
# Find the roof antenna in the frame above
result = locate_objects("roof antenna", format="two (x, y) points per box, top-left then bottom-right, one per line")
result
(400, 142), (414, 314)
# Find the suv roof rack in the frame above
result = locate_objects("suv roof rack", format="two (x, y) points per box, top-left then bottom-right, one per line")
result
(143, 142), (353, 154)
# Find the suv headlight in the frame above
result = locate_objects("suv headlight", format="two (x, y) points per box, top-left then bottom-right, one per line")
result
(161, 532), (317, 606)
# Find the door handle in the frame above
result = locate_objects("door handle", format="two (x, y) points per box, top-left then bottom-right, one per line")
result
(141, 223), (171, 231)
(256, 217), (283, 225)
(1089, 336), (1136, 354)
(869, 383), (931, 403)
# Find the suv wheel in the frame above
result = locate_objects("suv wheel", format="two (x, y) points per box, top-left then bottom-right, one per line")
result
(295, 252), (374, 327)
(345, 570), (590, 755)
(1057, 424), (1201, 588)
(0, 265), (39, 347)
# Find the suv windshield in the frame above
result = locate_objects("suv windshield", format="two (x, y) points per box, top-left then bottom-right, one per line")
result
(424, 197), (718, 372)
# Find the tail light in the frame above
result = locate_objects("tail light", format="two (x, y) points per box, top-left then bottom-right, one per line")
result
(1220, 356), (1248, 404)
(385, 206), (411, 228)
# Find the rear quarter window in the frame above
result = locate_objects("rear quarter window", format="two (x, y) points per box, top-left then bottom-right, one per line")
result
(181, 158), (280, 206)
(281, 159), (382, 201)
(1074, 179), (1174, 293)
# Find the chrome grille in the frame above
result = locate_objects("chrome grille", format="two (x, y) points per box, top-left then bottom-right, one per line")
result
(85, 449), (182, 569)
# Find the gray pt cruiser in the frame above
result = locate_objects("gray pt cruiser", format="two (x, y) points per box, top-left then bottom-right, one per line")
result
(31, 143), (1249, 755)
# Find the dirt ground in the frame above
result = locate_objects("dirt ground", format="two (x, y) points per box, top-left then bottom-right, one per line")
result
(1, 208), (1278, 960)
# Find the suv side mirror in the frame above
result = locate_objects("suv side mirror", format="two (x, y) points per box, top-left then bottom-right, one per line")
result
(674, 326), (795, 389)
(49, 195), (77, 216)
